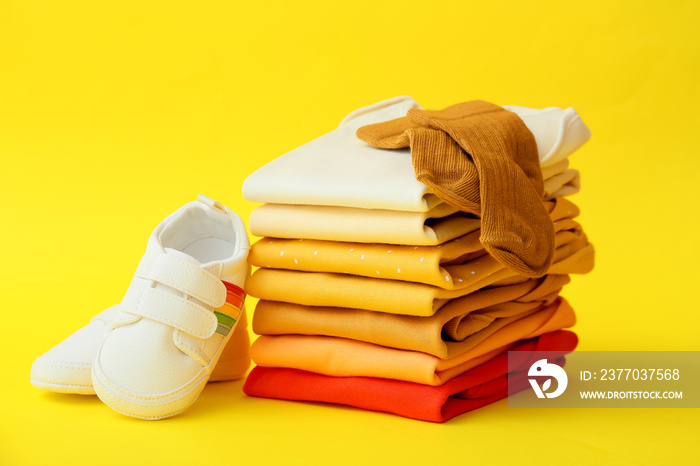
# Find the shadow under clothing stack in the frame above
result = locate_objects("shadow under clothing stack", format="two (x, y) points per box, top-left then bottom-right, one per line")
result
(241, 96), (595, 422)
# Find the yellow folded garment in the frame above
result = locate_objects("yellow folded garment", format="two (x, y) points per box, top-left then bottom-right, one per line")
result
(250, 297), (575, 385)
(250, 202), (480, 246)
(540, 159), (581, 200)
(544, 169), (580, 200)
(253, 275), (568, 358)
(250, 197), (579, 288)
(246, 223), (593, 316)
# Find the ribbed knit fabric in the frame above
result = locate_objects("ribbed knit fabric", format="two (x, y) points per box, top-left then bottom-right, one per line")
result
(357, 100), (555, 277)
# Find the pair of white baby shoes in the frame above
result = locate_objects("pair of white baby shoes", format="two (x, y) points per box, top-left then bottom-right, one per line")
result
(30, 195), (251, 420)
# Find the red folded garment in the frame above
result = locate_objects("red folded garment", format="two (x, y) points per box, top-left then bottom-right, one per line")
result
(243, 330), (578, 422)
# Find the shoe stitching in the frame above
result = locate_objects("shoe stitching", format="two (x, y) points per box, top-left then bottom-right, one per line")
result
(31, 380), (93, 389)
(149, 253), (224, 306)
(125, 288), (215, 339)
(34, 362), (92, 369)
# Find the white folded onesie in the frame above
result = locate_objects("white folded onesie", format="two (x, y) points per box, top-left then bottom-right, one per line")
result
(243, 96), (591, 213)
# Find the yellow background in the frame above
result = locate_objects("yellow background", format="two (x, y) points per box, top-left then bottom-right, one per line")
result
(1, 0), (698, 464)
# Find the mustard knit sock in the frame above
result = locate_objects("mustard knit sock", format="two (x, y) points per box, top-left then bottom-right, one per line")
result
(357, 100), (555, 277)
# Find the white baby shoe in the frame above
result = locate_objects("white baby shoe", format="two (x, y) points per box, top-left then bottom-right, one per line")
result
(30, 307), (251, 395)
(31, 306), (120, 394)
(90, 195), (250, 419)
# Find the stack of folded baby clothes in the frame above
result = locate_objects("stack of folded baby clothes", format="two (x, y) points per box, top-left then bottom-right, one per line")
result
(241, 96), (594, 422)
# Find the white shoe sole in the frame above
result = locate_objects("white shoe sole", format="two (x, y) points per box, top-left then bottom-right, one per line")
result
(92, 354), (211, 420)
(31, 379), (95, 395)
(30, 362), (95, 395)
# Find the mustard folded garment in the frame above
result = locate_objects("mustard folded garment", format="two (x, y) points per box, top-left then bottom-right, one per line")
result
(250, 197), (580, 288)
(246, 222), (593, 316)
(253, 274), (568, 358)
(248, 170), (580, 246)
(250, 296), (575, 385)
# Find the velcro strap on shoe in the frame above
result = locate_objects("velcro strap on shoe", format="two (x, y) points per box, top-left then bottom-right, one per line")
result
(121, 287), (218, 339)
(134, 252), (226, 308)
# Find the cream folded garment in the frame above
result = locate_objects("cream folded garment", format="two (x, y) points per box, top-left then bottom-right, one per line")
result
(250, 198), (580, 288)
(250, 202), (476, 246)
(249, 163), (581, 245)
(250, 296), (575, 385)
(242, 96), (591, 212)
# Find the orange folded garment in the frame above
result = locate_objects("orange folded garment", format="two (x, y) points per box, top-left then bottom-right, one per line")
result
(243, 330), (578, 423)
(251, 297), (575, 385)
(249, 197), (581, 289)
(253, 274), (569, 358)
